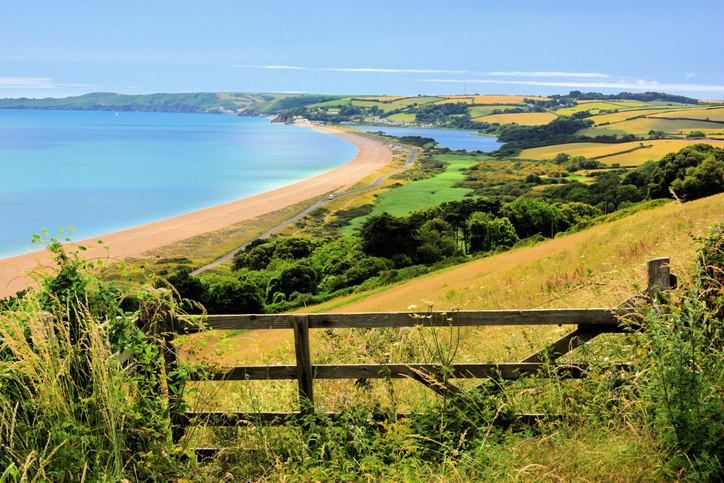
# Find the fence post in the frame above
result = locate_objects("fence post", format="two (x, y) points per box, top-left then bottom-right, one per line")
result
(137, 289), (185, 444)
(648, 257), (671, 304)
(293, 315), (315, 416)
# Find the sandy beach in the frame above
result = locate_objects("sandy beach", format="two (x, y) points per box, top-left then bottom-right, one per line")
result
(0, 126), (392, 296)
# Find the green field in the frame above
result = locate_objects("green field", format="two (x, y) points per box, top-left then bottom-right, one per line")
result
(342, 154), (482, 234)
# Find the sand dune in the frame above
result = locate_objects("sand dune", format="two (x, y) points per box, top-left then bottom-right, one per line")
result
(0, 126), (392, 296)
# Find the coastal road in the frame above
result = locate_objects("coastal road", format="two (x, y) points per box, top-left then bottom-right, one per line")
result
(191, 148), (416, 275)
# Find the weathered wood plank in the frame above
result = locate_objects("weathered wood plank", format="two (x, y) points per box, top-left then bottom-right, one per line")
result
(520, 326), (613, 364)
(190, 363), (605, 381)
(181, 309), (622, 332)
(183, 411), (544, 428)
(193, 366), (297, 381)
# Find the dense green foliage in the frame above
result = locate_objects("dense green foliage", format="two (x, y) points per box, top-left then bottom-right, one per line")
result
(565, 90), (700, 104)
(648, 143), (724, 201)
(541, 161), (657, 213)
(496, 117), (595, 144)
(0, 233), (201, 481)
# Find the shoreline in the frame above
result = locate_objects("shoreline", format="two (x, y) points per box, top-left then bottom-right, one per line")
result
(0, 126), (393, 296)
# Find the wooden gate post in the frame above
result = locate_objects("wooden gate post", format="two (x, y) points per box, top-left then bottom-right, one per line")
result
(138, 289), (185, 444)
(648, 257), (671, 304)
(292, 315), (315, 416)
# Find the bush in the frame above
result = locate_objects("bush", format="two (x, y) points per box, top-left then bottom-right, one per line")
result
(638, 226), (724, 480)
(0, 233), (198, 480)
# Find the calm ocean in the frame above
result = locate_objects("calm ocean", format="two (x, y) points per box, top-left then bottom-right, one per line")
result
(0, 110), (358, 259)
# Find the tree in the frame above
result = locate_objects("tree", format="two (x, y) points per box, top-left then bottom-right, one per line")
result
(201, 274), (263, 314)
(500, 197), (565, 239)
(467, 212), (518, 253)
(671, 155), (724, 201)
(266, 260), (320, 302)
(359, 212), (418, 259)
(648, 144), (724, 199)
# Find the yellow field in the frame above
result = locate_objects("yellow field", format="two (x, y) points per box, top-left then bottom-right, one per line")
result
(518, 139), (724, 165)
(594, 117), (723, 135)
(602, 139), (724, 165)
(592, 108), (688, 125)
(435, 97), (477, 105)
(474, 112), (557, 126)
(386, 113), (416, 121)
(650, 106), (724, 122)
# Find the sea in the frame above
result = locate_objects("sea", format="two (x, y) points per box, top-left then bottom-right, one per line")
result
(351, 125), (504, 151)
(0, 110), (359, 259)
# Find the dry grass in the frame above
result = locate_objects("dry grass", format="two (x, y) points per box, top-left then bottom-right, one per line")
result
(137, 196), (323, 264)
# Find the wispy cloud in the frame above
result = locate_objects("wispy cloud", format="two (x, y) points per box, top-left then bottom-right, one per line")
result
(0, 77), (54, 88)
(424, 78), (724, 93)
(480, 71), (609, 78)
(0, 77), (92, 89)
(686, 72), (696, 79)
(235, 65), (467, 74)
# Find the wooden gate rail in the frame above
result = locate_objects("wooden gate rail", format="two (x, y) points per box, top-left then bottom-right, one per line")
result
(179, 308), (626, 333)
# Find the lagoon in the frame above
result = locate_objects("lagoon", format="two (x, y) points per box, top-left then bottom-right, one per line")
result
(351, 125), (503, 151)
(0, 111), (358, 259)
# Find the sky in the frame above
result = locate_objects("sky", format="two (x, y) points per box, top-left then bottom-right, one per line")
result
(2, 0), (723, 100)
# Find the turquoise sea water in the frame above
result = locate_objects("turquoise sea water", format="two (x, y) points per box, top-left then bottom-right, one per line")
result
(351, 126), (503, 151)
(0, 110), (358, 259)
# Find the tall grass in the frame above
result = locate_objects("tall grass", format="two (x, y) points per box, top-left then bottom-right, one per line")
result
(0, 234), (199, 481)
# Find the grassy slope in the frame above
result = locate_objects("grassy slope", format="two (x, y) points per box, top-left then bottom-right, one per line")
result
(308, 193), (724, 314)
(0, 92), (296, 114)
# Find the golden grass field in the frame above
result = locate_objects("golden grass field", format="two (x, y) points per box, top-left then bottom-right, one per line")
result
(518, 139), (724, 165)
(591, 108), (689, 125)
(473, 112), (557, 125)
(593, 117), (724, 135)
(650, 106), (724, 122)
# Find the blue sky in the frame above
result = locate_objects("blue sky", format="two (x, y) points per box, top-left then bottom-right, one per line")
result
(2, 0), (723, 100)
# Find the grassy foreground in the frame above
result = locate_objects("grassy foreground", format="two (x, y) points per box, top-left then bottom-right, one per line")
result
(3, 197), (724, 482)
